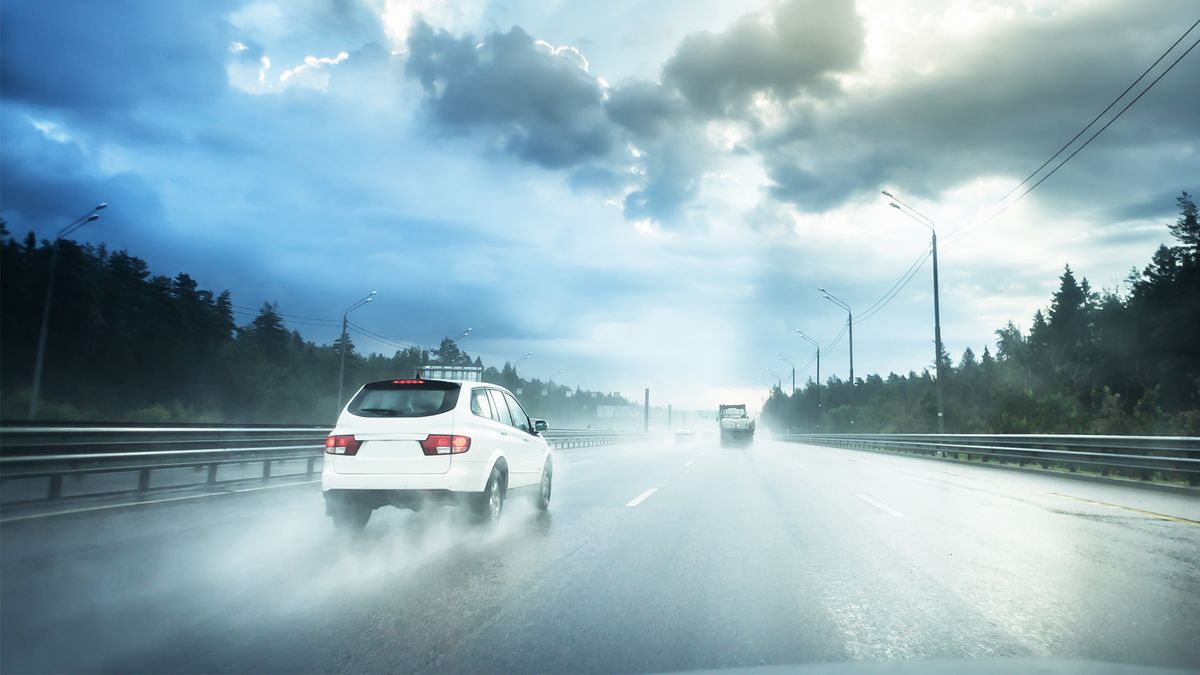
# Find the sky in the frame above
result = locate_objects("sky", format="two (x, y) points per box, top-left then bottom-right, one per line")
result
(2, 0), (1197, 410)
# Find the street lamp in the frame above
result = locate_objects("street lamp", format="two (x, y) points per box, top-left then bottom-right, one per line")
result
(29, 203), (107, 419)
(765, 368), (782, 389)
(516, 351), (533, 366)
(337, 290), (376, 412)
(777, 353), (796, 393)
(883, 189), (945, 434)
(797, 329), (820, 429)
(819, 287), (854, 410)
(456, 327), (472, 341)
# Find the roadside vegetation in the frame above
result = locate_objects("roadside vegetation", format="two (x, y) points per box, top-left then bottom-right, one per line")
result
(2, 192), (1196, 432)
(764, 192), (1200, 435)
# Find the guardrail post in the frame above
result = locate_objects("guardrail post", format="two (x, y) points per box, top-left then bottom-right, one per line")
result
(307, 457), (317, 477)
(207, 463), (218, 485)
(262, 459), (272, 480)
(48, 474), (63, 500)
(138, 468), (151, 492)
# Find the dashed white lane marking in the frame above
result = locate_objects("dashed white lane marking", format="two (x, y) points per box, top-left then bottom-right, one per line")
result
(684, 461), (694, 467)
(0, 479), (321, 523)
(572, 459), (595, 465)
(794, 462), (807, 468)
(626, 488), (658, 508)
(856, 493), (904, 517)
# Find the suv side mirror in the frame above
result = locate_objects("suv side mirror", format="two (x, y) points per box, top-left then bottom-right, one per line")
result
(533, 419), (549, 433)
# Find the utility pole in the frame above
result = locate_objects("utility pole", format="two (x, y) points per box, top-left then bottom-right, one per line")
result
(777, 354), (796, 393)
(643, 388), (650, 432)
(883, 191), (945, 433)
(337, 291), (376, 413)
(29, 204), (106, 419)
(797, 330), (821, 431)
(820, 288), (854, 424)
(931, 230), (944, 433)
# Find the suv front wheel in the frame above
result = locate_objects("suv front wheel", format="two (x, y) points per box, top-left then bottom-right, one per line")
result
(535, 459), (552, 510)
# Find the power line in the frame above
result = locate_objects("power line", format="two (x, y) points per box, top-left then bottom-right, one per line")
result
(825, 321), (849, 352)
(855, 249), (932, 325)
(230, 303), (340, 325)
(944, 20), (1200, 246)
(347, 321), (422, 351)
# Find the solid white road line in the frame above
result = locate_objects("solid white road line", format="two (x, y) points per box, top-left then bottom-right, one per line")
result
(0, 479), (321, 524)
(856, 493), (905, 517)
(684, 460), (694, 467)
(572, 459), (595, 465)
(626, 488), (658, 508)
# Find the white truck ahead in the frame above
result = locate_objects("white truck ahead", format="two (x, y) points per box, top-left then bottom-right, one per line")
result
(718, 404), (755, 447)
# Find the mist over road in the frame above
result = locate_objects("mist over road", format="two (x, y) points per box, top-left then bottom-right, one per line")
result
(3, 438), (1198, 672)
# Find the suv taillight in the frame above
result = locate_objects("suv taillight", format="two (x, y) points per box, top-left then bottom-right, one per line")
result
(325, 434), (362, 455)
(420, 434), (471, 455)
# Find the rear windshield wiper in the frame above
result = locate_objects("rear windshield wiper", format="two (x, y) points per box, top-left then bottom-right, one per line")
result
(357, 408), (400, 416)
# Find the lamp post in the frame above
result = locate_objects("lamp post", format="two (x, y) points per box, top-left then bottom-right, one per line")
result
(765, 368), (782, 390)
(882, 189), (945, 434)
(456, 327), (472, 341)
(797, 329), (820, 430)
(819, 288), (853, 388)
(777, 353), (796, 393)
(819, 287), (854, 422)
(516, 351), (533, 366)
(29, 203), (107, 419)
(337, 291), (376, 412)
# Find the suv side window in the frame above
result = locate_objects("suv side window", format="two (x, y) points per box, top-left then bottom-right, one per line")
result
(486, 389), (515, 426)
(470, 388), (494, 419)
(502, 392), (532, 433)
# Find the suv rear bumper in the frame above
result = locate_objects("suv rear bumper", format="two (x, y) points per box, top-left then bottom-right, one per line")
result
(322, 458), (487, 493)
(325, 487), (466, 513)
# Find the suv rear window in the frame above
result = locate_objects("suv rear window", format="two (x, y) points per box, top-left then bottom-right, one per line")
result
(348, 380), (460, 417)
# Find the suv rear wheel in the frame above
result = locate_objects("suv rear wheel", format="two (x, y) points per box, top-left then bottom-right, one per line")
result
(472, 467), (506, 524)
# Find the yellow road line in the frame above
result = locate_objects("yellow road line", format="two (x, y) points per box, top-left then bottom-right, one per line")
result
(1043, 492), (1200, 526)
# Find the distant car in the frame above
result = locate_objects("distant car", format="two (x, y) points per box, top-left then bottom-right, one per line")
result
(322, 378), (553, 531)
(673, 428), (696, 443)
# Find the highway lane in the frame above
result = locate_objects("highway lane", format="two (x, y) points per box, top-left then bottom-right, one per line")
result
(2, 437), (1198, 673)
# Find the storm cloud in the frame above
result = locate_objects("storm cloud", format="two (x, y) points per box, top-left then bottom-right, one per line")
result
(662, 0), (863, 119)
(406, 23), (615, 169)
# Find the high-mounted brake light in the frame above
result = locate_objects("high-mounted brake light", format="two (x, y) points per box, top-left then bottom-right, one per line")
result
(419, 434), (471, 456)
(325, 434), (362, 456)
(392, 379), (424, 385)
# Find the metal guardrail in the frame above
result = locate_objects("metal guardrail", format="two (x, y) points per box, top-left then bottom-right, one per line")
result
(779, 433), (1200, 486)
(0, 425), (644, 503)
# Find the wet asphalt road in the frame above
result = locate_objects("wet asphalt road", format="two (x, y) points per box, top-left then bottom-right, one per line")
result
(2, 437), (1199, 673)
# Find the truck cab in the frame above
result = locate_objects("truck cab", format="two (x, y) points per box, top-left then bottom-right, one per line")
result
(718, 404), (755, 447)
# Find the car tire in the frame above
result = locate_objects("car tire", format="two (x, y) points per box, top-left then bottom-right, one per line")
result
(472, 467), (506, 524)
(331, 504), (371, 533)
(535, 460), (552, 510)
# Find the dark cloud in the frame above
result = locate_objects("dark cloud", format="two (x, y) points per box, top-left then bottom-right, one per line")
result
(605, 80), (688, 140)
(661, 0), (863, 118)
(0, 0), (233, 114)
(0, 107), (164, 236)
(759, 1), (1200, 212)
(623, 130), (709, 224)
(405, 23), (615, 169)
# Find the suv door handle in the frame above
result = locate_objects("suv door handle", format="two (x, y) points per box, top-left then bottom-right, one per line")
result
(499, 430), (509, 436)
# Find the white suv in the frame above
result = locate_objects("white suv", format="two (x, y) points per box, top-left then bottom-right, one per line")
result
(322, 378), (553, 531)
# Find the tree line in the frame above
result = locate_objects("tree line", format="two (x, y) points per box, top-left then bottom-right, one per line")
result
(763, 192), (1200, 435)
(0, 224), (630, 425)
